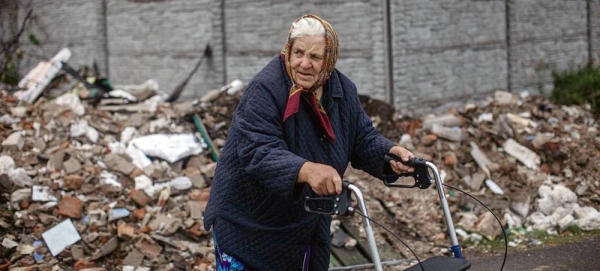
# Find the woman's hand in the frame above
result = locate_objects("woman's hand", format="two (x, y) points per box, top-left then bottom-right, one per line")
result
(297, 161), (342, 195)
(389, 145), (415, 175)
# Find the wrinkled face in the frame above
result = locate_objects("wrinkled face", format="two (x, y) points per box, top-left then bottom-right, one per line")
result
(289, 35), (326, 90)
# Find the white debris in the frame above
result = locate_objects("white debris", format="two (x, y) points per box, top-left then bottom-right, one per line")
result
(503, 138), (541, 170)
(16, 48), (71, 103)
(422, 114), (462, 130)
(2, 237), (19, 249)
(8, 168), (33, 187)
(42, 219), (81, 256)
(226, 79), (244, 95)
(494, 90), (517, 105)
(170, 176), (192, 191)
(121, 127), (141, 144)
(70, 120), (99, 143)
(0, 155), (16, 174)
(31, 185), (58, 202)
(485, 179), (504, 195)
(431, 124), (464, 142)
(99, 171), (122, 188)
(55, 93), (85, 116)
(536, 184), (577, 216)
(128, 134), (206, 163)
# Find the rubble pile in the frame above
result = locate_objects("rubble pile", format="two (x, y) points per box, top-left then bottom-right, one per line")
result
(0, 68), (245, 270)
(341, 91), (600, 259)
(0, 52), (599, 270)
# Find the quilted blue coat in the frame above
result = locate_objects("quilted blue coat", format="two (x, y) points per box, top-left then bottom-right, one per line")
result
(203, 56), (396, 271)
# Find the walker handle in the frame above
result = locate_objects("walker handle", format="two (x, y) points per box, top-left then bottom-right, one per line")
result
(382, 154), (433, 189)
(303, 181), (353, 216)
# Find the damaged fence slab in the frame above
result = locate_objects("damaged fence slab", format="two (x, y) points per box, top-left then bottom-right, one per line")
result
(16, 48), (72, 103)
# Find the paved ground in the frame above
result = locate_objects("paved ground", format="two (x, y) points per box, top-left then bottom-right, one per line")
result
(467, 236), (600, 271)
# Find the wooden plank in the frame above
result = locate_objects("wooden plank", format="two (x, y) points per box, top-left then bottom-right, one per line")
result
(329, 253), (342, 267)
(341, 222), (400, 262)
(330, 245), (369, 266)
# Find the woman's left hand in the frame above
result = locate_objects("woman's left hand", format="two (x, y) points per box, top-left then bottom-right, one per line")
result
(388, 145), (415, 175)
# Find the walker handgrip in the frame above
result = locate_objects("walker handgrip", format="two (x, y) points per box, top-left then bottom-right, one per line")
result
(382, 154), (433, 189)
(304, 181), (353, 216)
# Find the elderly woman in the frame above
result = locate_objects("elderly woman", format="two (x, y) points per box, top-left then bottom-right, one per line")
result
(203, 14), (414, 270)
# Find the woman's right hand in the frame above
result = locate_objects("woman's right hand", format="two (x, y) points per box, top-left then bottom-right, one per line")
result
(297, 161), (342, 195)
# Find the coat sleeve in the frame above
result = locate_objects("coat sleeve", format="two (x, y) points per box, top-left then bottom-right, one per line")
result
(233, 80), (307, 200)
(347, 85), (397, 179)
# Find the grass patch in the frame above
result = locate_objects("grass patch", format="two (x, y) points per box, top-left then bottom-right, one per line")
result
(550, 61), (600, 116)
(463, 227), (600, 255)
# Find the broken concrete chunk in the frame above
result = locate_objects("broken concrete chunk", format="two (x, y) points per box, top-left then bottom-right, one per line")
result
(47, 150), (66, 171)
(10, 106), (28, 117)
(92, 236), (119, 260)
(170, 176), (192, 191)
(71, 244), (84, 260)
(31, 185), (58, 202)
(63, 157), (82, 175)
(148, 214), (181, 236)
(88, 209), (108, 226)
(2, 131), (25, 150)
(103, 153), (136, 175)
(8, 168), (33, 187)
(17, 48), (71, 103)
(431, 124), (464, 142)
(503, 138), (540, 170)
(493, 90), (518, 105)
(505, 113), (538, 131)
(2, 237), (18, 249)
(469, 142), (492, 177)
(130, 190), (151, 207)
(200, 163), (217, 179)
(135, 239), (162, 258)
(122, 248), (145, 266)
(188, 201), (203, 220)
(422, 113), (462, 130)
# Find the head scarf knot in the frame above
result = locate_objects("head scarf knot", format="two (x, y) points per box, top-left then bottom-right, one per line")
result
(281, 14), (339, 141)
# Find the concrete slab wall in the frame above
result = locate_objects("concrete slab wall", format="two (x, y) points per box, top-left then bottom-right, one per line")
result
(3, 0), (597, 113)
(391, 0), (507, 114)
(508, 0), (589, 95)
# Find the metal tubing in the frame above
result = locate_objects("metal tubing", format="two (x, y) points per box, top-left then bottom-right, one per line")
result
(425, 161), (462, 257)
(348, 184), (384, 271)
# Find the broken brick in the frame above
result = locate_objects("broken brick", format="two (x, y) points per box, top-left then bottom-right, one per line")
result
(57, 197), (83, 219)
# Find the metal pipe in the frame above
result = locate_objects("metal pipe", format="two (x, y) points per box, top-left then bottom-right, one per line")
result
(426, 161), (461, 254)
(382, 0), (394, 104)
(328, 259), (416, 270)
(102, 0), (110, 78)
(348, 184), (383, 271)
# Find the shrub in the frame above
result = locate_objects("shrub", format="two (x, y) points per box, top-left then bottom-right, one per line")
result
(550, 61), (600, 116)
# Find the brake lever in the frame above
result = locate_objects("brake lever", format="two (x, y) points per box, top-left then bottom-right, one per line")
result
(382, 154), (433, 189)
(304, 181), (352, 216)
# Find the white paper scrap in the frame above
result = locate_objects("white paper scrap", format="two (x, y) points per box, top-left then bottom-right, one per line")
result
(42, 219), (81, 256)
(128, 134), (206, 163)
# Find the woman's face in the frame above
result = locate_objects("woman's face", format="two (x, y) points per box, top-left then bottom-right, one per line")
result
(289, 35), (326, 90)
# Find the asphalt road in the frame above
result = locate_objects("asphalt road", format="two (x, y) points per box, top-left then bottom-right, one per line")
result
(467, 236), (600, 271)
